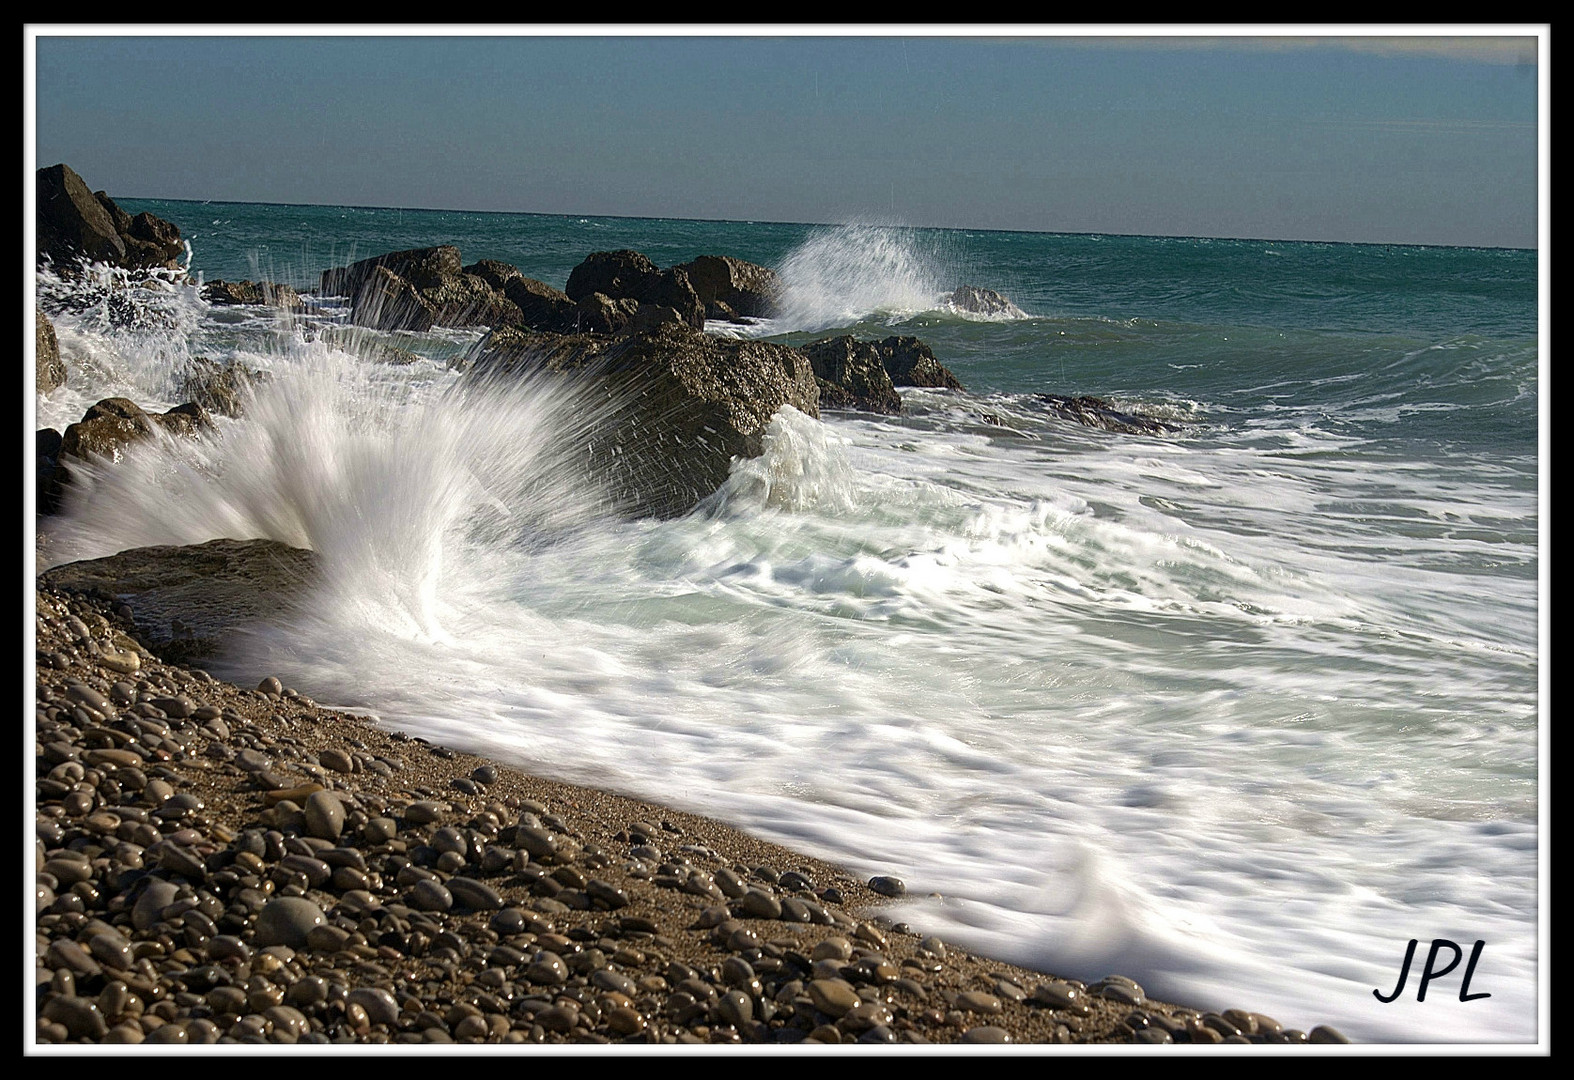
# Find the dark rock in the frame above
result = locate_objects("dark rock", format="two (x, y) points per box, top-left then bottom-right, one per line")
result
(38, 537), (317, 664)
(326, 246), (521, 332)
(573, 292), (642, 336)
(323, 245), (463, 298)
(564, 250), (660, 304)
(565, 251), (705, 329)
(37, 164), (127, 269)
(1033, 394), (1179, 435)
(350, 265), (439, 332)
(175, 357), (271, 419)
(36, 428), (63, 515)
(469, 321), (820, 518)
(945, 285), (1026, 318)
(36, 164), (185, 274)
(123, 210), (187, 271)
(674, 254), (782, 319)
(45, 397), (212, 510)
(36, 309), (66, 393)
(799, 336), (903, 414)
(502, 275), (580, 332)
(201, 279), (302, 310)
(874, 336), (964, 391)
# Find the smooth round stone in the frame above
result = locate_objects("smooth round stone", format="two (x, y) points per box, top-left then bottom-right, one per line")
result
(362, 817), (398, 843)
(526, 952), (568, 985)
(87, 932), (134, 970)
(1308, 1025), (1350, 1044)
(447, 877), (502, 911)
(955, 991), (1002, 1015)
(408, 879), (454, 912)
(713, 867), (747, 899)
(606, 1006), (645, 1036)
(130, 879), (183, 931)
(285, 976), (330, 1007)
(430, 827), (469, 858)
(303, 791), (345, 840)
(812, 937), (853, 962)
(1134, 1027), (1173, 1044)
(807, 978), (860, 1018)
(403, 801), (447, 825)
(717, 990), (752, 1028)
(257, 677), (283, 695)
(471, 765), (499, 785)
(43, 855), (93, 885)
(960, 1025), (1012, 1044)
(737, 889), (782, 920)
(46, 938), (103, 977)
(41, 995), (108, 1039)
(346, 987), (401, 1027)
(868, 875), (906, 897)
(280, 854), (332, 888)
(253, 897), (326, 948)
(1030, 980), (1089, 1013)
(320, 748), (355, 774)
(586, 879), (629, 909)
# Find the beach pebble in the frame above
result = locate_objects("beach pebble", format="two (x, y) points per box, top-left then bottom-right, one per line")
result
(253, 897), (325, 948)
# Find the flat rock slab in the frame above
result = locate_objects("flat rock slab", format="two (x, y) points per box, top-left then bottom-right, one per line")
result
(39, 537), (316, 664)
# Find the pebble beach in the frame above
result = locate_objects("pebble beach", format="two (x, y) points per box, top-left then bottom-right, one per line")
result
(31, 582), (1350, 1049)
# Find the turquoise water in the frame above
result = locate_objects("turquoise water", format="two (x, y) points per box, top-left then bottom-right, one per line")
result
(39, 201), (1540, 1043)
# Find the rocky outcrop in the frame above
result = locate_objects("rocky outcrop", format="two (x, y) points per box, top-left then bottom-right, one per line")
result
(564, 251), (706, 330)
(175, 357), (271, 418)
(36, 164), (185, 274)
(36, 310), (66, 394)
(946, 285), (1026, 318)
(873, 335), (964, 390)
(464, 260), (580, 334)
(799, 336), (903, 415)
(40, 397), (213, 516)
(38, 538), (317, 665)
(1035, 394), (1180, 435)
(201, 279), (303, 310)
(673, 255), (782, 321)
(322, 246), (523, 333)
(470, 321), (820, 518)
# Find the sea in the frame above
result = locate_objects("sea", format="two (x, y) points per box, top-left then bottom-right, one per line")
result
(32, 201), (1541, 1044)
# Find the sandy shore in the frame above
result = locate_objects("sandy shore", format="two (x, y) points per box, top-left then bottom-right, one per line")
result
(32, 579), (1347, 1048)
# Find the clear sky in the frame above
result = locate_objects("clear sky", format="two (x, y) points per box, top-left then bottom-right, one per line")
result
(28, 28), (1544, 248)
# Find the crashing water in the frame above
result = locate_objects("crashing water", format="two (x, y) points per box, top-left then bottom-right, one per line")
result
(34, 211), (1540, 1044)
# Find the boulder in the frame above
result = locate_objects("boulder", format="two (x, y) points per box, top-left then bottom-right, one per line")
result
(201, 279), (303, 310)
(349, 265), (438, 332)
(463, 260), (581, 333)
(1034, 394), (1180, 435)
(798, 336), (903, 414)
(564, 250), (661, 303)
(945, 285), (1026, 318)
(42, 397), (213, 516)
(35, 164), (184, 274)
(574, 293), (642, 336)
(564, 250), (705, 329)
(38, 538), (317, 665)
(37, 164), (127, 269)
(36, 309), (66, 394)
(469, 321), (820, 518)
(674, 254), (782, 319)
(325, 246), (521, 332)
(175, 356), (271, 418)
(322, 245), (464, 298)
(873, 335), (964, 390)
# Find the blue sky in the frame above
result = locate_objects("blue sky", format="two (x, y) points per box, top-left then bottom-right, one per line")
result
(29, 29), (1544, 248)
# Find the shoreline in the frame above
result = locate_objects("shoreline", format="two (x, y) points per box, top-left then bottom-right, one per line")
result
(30, 579), (1344, 1048)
